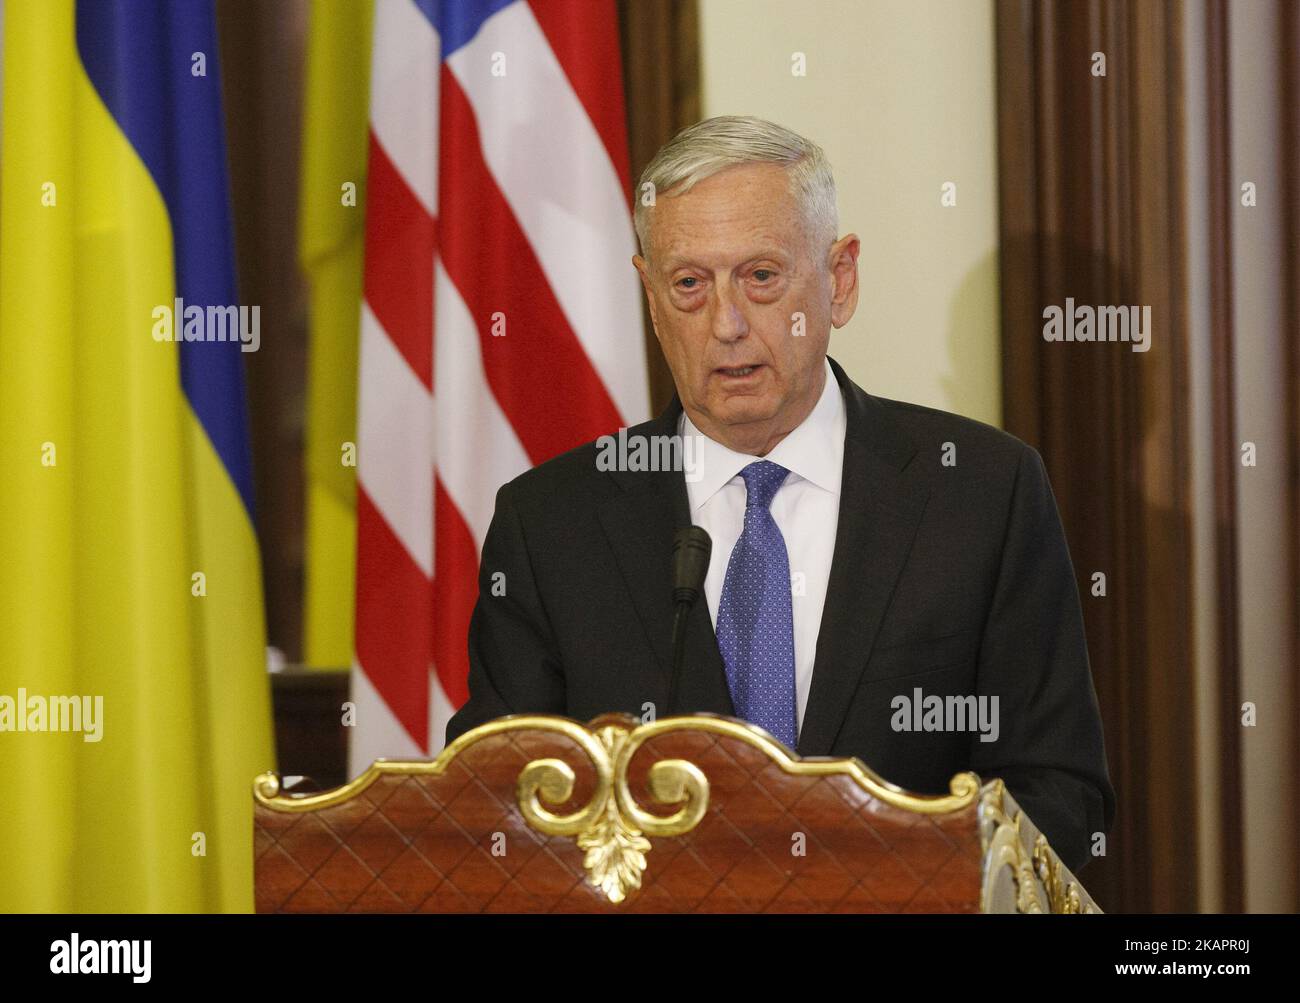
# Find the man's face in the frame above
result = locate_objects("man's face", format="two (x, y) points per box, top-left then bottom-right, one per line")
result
(633, 162), (859, 454)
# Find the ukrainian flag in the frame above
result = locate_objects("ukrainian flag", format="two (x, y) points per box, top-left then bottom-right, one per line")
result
(0, 0), (274, 911)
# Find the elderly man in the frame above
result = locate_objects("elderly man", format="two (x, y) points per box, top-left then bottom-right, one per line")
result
(445, 115), (1114, 872)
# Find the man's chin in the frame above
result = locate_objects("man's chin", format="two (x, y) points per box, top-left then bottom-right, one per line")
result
(708, 399), (780, 429)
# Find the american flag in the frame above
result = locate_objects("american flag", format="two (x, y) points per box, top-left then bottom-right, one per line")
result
(349, 0), (649, 775)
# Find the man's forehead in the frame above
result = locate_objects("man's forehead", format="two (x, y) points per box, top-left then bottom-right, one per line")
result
(650, 164), (805, 263)
(657, 240), (793, 272)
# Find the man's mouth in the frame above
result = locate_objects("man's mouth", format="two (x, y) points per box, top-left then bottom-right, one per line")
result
(715, 364), (764, 378)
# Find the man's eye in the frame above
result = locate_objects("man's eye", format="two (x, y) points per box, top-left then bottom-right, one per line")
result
(676, 277), (699, 290)
(752, 269), (774, 282)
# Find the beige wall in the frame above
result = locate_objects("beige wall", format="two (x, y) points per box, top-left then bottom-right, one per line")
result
(698, 0), (1002, 427)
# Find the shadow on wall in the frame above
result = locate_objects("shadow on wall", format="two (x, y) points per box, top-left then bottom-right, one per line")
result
(943, 249), (1002, 425)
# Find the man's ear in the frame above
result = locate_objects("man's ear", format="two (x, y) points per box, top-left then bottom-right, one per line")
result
(632, 253), (662, 341)
(828, 234), (861, 329)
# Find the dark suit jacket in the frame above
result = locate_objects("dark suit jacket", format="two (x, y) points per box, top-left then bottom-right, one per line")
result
(446, 356), (1116, 871)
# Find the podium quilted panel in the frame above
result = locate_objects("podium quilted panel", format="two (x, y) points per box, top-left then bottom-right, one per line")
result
(254, 714), (984, 913)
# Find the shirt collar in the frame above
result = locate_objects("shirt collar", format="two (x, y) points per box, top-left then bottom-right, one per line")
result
(678, 357), (846, 513)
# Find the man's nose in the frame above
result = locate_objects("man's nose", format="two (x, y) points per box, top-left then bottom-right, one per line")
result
(709, 285), (749, 342)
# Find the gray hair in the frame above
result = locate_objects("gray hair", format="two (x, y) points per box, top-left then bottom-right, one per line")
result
(633, 115), (839, 264)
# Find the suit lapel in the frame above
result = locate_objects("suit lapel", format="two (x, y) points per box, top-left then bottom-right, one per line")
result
(596, 404), (735, 718)
(796, 359), (930, 756)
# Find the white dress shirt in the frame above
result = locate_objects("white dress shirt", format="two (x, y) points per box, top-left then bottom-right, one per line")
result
(677, 358), (846, 738)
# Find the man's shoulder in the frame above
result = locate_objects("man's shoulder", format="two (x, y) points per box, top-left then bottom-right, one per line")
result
(500, 436), (605, 500)
(864, 391), (1037, 473)
(829, 356), (1035, 474)
(496, 418), (663, 511)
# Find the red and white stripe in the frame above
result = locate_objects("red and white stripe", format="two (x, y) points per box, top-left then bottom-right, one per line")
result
(350, 0), (647, 774)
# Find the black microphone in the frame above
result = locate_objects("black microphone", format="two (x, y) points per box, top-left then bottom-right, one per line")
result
(666, 526), (711, 717)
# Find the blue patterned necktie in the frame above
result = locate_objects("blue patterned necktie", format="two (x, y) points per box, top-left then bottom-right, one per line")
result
(716, 460), (797, 748)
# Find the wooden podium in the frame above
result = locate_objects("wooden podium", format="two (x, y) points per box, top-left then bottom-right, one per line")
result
(253, 713), (1102, 913)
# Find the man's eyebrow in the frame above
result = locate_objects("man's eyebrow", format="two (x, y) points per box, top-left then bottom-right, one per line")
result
(660, 248), (789, 273)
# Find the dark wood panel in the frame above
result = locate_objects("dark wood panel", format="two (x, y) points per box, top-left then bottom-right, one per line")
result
(1278, 0), (1300, 914)
(618, 0), (700, 415)
(271, 668), (350, 791)
(216, 0), (311, 662)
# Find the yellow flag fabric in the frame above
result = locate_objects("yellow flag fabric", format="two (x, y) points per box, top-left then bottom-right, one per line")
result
(300, 0), (374, 668)
(0, 0), (274, 911)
